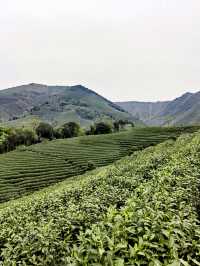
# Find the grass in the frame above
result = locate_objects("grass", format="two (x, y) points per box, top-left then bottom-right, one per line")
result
(0, 126), (199, 203)
(0, 130), (200, 265)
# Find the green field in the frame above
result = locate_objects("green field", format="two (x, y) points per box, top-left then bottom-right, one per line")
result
(0, 130), (200, 265)
(0, 126), (199, 203)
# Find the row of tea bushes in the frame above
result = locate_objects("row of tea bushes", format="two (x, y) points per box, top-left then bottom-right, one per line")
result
(0, 132), (200, 264)
(1, 126), (197, 203)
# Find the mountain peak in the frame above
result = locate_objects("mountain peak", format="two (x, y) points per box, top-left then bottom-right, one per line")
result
(28, 83), (47, 87)
(180, 92), (193, 98)
(117, 90), (200, 126)
(0, 83), (140, 126)
(70, 84), (88, 90)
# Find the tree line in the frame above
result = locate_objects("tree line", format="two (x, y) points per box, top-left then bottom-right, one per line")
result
(0, 120), (134, 154)
(0, 127), (38, 154)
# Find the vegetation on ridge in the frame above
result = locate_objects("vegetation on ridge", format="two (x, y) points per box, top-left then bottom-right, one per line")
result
(0, 120), (134, 154)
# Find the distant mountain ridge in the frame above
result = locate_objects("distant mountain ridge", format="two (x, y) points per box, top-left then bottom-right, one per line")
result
(117, 91), (200, 126)
(0, 83), (141, 127)
(116, 101), (169, 125)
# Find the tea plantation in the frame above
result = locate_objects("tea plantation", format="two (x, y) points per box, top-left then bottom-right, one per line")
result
(0, 126), (199, 203)
(0, 130), (200, 265)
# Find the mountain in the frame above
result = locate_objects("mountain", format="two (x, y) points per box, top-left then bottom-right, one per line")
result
(116, 101), (169, 125)
(0, 83), (141, 127)
(117, 91), (200, 126)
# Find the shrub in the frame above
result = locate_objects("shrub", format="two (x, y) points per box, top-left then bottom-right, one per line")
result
(87, 161), (96, 170)
(85, 125), (96, 135)
(94, 122), (112, 134)
(36, 122), (54, 140)
(60, 122), (80, 138)
(0, 132), (200, 264)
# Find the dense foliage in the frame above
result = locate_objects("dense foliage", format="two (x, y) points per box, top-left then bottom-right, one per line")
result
(36, 122), (54, 140)
(86, 120), (134, 135)
(0, 127), (38, 153)
(94, 122), (112, 134)
(60, 122), (81, 138)
(0, 131), (200, 265)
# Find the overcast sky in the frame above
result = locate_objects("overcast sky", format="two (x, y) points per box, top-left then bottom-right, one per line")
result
(0, 0), (200, 101)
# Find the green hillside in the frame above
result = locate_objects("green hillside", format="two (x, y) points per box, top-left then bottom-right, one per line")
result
(116, 101), (169, 125)
(0, 130), (200, 265)
(117, 91), (200, 126)
(0, 83), (141, 127)
(0, 126), (199, 203)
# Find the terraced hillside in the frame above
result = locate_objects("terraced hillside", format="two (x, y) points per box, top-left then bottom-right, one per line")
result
(0, 130), (200, 264)
(0, 126), (199, 203)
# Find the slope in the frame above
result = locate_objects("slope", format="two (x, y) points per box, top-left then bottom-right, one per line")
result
(156, 91), (200, 125)
(116, 101), (169, 125)
(0, 126), (198, 203)
(0, 130), (200, 265)
(117, 90), (200, 126)
(0, 83), (140, 127)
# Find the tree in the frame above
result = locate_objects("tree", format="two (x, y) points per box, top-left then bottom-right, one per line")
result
(118, 119), (134, 129)
(85, 125), (95, 135)
(53, 128), (63, 139)
(118, 119), (127, 129)
(61, 122), (80, 138)
(22, 129), (38, 145)
(36, 122), (54, 140)
(94, 122), (112, 135)
(113, 121), (120, 132)
(0, 127), (39, 154)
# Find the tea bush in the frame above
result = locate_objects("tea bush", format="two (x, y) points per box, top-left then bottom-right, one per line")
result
(0, 126), (199, 203)
(0, 131), (200, 265)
